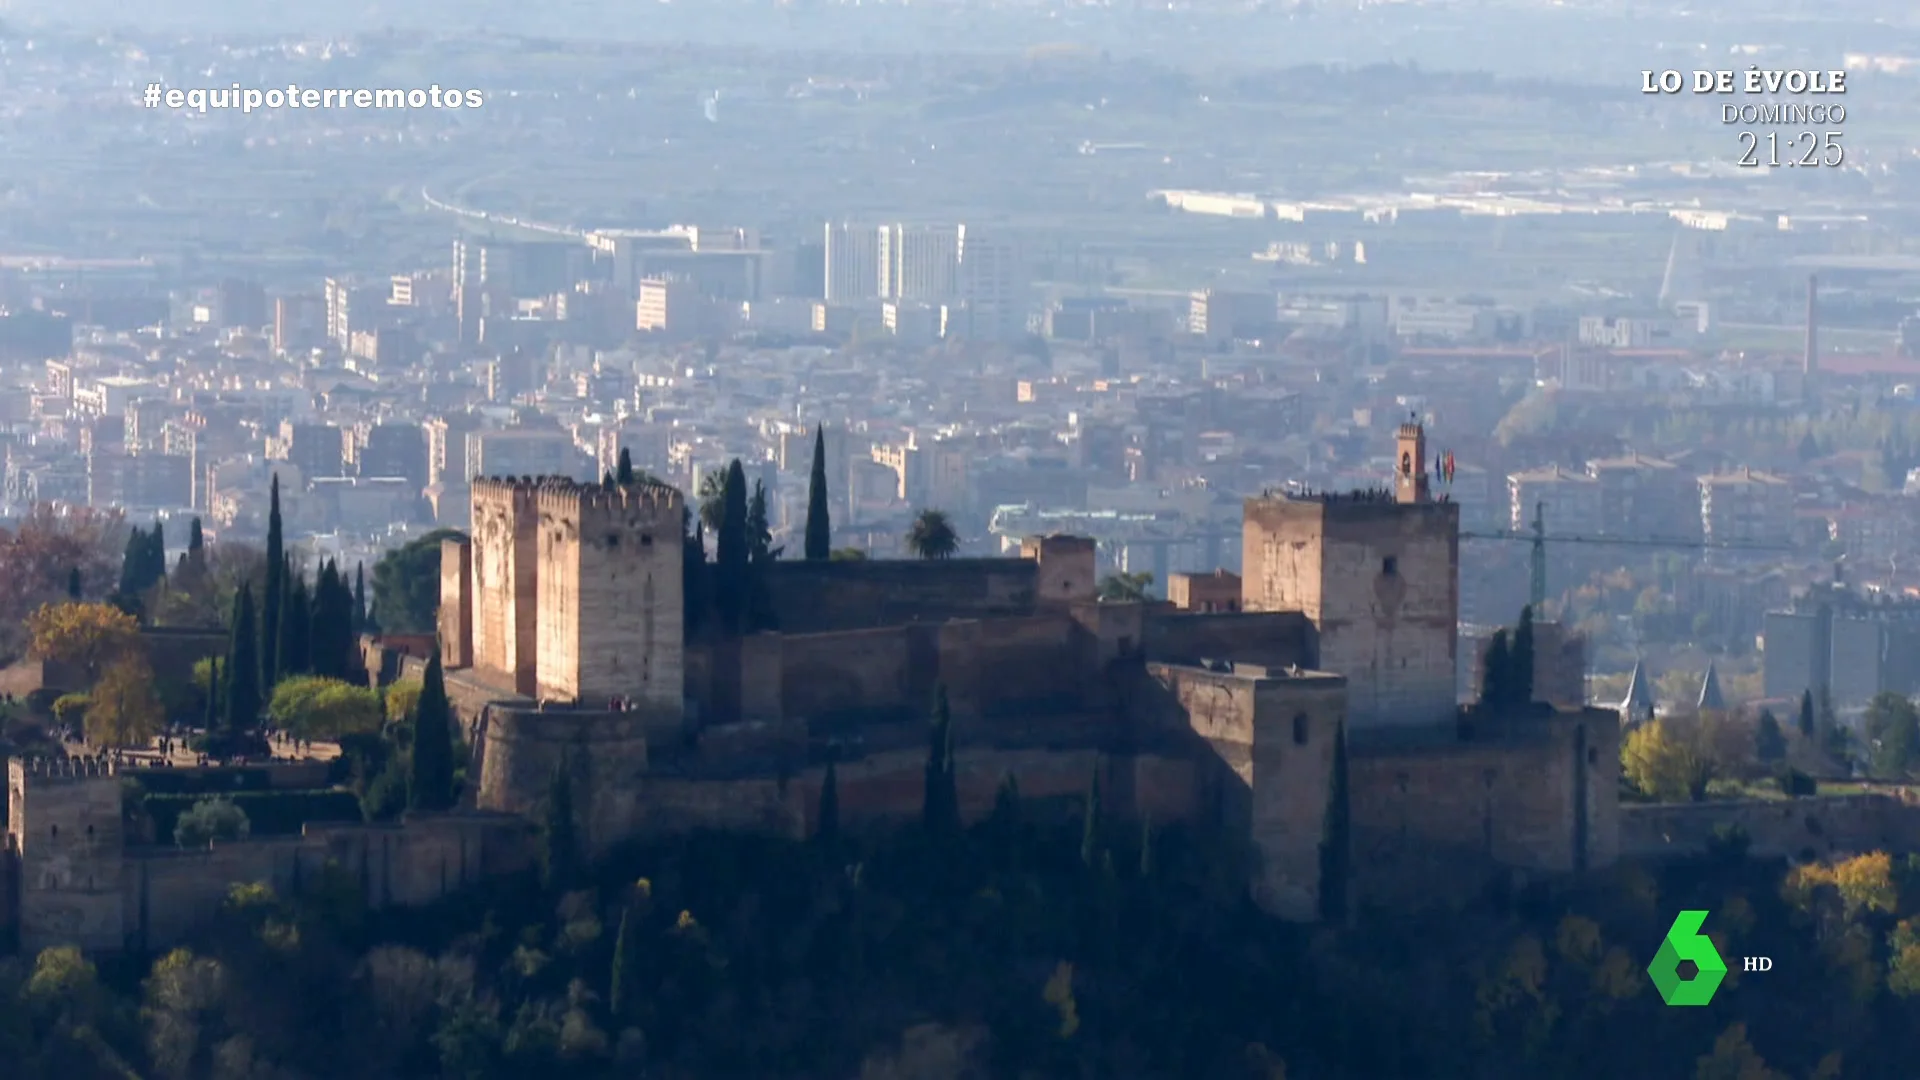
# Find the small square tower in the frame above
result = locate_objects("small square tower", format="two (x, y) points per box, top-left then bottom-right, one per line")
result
(1395, 417), (1430, 505)
(8, 757), (126, 954)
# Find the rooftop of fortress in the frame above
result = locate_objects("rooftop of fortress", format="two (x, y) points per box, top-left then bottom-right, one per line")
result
(10, 755), (118, 785)
(472, 474), (683, 512)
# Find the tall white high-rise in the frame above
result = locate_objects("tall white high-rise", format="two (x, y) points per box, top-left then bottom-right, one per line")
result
(878, 224), (962, 301)
(822, 223), (881, 302)
(956, 225), (1028, 342)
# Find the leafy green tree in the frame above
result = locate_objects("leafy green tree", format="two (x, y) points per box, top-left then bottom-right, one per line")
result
(174, 797), (250, 847)
(804, 425), (831, 561)
(371, 528), (466, 635)
(1319, 720), (1351, 921)
(1754, 710), (1787, 764)
(409, 649), (456, 812)
(923, 686), (958, 836)
(267, 676), (382, 739)
(1097, 572), (1153, 602)
(541, 759), (579, 894)
(262, 475), (283, 691)
(1864, 692), (1920, 779)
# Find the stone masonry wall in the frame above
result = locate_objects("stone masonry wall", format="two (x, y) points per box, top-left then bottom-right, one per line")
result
(124, 813), (531, 952)
(470, 480), (539, 696)
(1620, 794), (1920, 862)
(761, 558), (1041, 634)
(8, 763), (124, 954)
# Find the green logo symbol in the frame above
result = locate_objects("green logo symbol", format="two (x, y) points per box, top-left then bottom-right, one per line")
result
(1648, 910), (1727, 1006)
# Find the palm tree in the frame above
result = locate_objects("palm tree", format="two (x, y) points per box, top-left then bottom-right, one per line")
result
(697, 471), (727, 534)
(905, 509), (960, 560)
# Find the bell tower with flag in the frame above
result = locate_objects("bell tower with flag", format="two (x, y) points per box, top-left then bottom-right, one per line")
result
(1396, 416), (1431, 504)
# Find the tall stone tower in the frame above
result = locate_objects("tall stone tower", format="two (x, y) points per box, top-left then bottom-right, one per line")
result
(7, 757), (125, 954)
(1241, 422), (1460, 731)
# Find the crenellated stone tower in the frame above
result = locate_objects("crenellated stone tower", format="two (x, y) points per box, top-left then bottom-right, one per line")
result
(7, 756), (125, 954)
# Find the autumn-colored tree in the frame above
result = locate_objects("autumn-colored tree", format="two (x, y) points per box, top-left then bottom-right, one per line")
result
(86, 654), (163, 750)
(0, 505), (128, 657)
(27, 601), (142, 686)
(1621, 719), (1712, 802)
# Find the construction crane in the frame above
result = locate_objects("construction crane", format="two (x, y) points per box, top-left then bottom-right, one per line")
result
(1461, 501), (1795, 609)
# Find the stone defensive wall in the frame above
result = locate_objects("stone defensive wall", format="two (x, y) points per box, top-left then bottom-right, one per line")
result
(471, 706), (654, 856)
(122, 812), (531, 952)
(1620, 792), (1920, 862)
(759, 558), (1045, 634)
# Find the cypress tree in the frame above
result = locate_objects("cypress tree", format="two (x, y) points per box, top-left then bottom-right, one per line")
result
(609, 906), (638, 1019)
(617, 447), (635, 485)
(1512, 605), (1535, 706)
(66, 567), (81, 600)
(1798, 688), (1817, 739)
(278, 572), (311, 679)
(1319, 720), (1352, 922)
(148, 521), (167, 586)
(715, 460), (750, 634)
(541, 759), (579, 894)
(262, 475), (284, 691)
(188, 517), (205, 559)
(223, 584), (263, 737)
(804, 425), (831, 561)
(922, 686), (958, 836)
(309, 561), (347, 679)
(1081, 769), (1103, 869)
(682, 513), (707, 638)
(118, 526), (148, 596)
(817, 761), (840, 847)
(351, 562), (367, 638)
(1483, 629), (1512, 710)
(203, 657), (220, 732)
(601, 470), (615, 489)
(409, 648), (456, 811)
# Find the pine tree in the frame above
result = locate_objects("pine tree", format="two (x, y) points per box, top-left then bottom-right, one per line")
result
(816, 761), (840, 847)
(1798, 688), (1817, 739)
(262, 475), (284, 691)
(609, 905), (638, 1019)
(278, 571), (311, 679)
(1483, 629), (1512, 709)
(1080, 769), (1103, 869)
(410, 648), (456, 812)
(1319, 720), (1352, 922)
(66, 567), (81, 600)
(617, 447), (635, 485)
(1512, 606), (1535, 706)
(541, 759), (579, 894)
(804, 425), (831, 561)
(222, 584), (263, 737)
(922, 685), (958, 836)
(715, 460), (750, 634)
(351, 563), (367, 639)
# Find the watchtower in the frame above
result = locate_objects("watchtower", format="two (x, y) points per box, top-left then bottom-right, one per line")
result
(1241, 424), (1460, 731)
(470, 477), (542, 695)
(7, 756), (125, 953)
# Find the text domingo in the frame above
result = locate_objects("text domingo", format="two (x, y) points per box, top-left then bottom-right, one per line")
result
(1641, 70), (1846, 95)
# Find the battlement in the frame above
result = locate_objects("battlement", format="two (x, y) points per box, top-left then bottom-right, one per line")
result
(471, 475), (544, 509)
(533, 478), (683, 521)
(1397, 421), (1423, 440)
(10, 755), (118, 786)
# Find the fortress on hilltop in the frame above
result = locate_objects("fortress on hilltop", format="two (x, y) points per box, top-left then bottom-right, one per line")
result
(4, 423), (1654, 955)
(433, 422), (1623, 918)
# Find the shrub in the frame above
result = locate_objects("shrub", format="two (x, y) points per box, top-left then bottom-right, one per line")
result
(173, 797), (251, 848)
(52, 692), (89, 729)
(24, 687), (62, 718)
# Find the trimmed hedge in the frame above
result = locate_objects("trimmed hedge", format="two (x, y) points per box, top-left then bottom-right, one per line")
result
(133, 768), (278, 796)
(142, 789), (364, 845)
